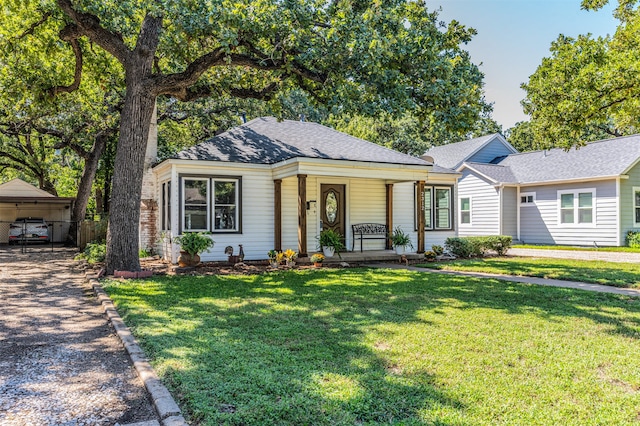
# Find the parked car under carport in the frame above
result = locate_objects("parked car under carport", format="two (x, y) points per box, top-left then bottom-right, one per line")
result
(8, 217), (50, 244)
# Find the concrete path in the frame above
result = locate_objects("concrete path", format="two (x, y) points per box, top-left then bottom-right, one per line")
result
(365, 262), (640, 298)
(0, 247), (159, 425)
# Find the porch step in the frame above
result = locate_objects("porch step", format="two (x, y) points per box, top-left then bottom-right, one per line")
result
(300, 250), (424, 264)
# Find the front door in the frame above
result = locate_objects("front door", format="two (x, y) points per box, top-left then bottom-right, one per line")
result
(320, 184), (346, 242)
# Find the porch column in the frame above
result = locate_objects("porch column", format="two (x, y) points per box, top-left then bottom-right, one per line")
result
(416, 180), (425, 253)
(297, 174), (308, 257)
(386, 183), (393, 249)
(274, 179), (282, 251)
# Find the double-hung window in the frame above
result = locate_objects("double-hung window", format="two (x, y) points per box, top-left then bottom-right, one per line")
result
(182, 176), (241, 233)
(558, 189), (595, 225)
(460, 197), (471, 224)
(419, 185), (453, 230)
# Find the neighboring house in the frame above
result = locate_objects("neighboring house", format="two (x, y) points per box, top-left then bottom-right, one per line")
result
(424, 133), (640, 247)
(147, 117), (460, 262)
(0, 178), (75, 243)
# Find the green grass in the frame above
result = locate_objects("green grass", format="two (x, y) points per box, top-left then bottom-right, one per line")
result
(514, 244), (640, 253)
(418, 257), (640, 288)
(104, 269), (640, 425)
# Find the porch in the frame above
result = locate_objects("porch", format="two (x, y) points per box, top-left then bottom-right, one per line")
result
(299, 250), (425, 264)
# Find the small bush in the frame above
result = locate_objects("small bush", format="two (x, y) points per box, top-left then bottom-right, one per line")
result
(431, 245), (444, 256)
(76, 241), (106, 264)
(445, 236), (512, 258)
(627, 230), (640, 248)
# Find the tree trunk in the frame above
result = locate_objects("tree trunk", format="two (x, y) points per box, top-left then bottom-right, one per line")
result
(105, 84), (156, 273)
(67, 133), (108, 244)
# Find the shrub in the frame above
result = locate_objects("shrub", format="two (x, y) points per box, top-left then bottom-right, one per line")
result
(173, 232), (215, 256)
(445, 236), (512, 258)
(76, 241), (107, 264)
(627, 230), (640, 248)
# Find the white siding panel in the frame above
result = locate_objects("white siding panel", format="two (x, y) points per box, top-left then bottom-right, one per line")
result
(350, 179), (387, 251)
(393, 182), (418, 251)
(281, 177), (299, 253)
(520, 180), (618, 246)
(501, 187), (518, 238)
(457, 171), (500, 236)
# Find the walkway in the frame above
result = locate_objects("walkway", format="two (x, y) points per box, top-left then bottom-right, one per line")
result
(366, 262), (640, 298)
(0, 247), (159, 425)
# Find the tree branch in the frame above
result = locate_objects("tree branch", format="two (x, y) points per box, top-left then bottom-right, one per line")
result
(17, 12), (52, 39)
(48, 31), (83, 96)
(56, 0), (131, 65)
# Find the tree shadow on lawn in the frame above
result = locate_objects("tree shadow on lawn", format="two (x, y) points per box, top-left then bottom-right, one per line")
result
(107, 268), (640, 424)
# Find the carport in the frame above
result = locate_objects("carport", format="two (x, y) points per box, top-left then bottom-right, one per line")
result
(0, 178), (75, 244)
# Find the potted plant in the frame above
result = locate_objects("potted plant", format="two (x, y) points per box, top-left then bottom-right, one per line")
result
(391, 226), (413, 255)
(283, 248), (298, 267)
(173, 232), (214, 267)
(310, 253), (325, 267)
(318, 229), (345, 258)
(267, 249), (279, 268)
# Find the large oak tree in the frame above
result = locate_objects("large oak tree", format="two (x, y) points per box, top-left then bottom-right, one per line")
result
(520, 0), (640, 148)
(6, 0), (491, 273)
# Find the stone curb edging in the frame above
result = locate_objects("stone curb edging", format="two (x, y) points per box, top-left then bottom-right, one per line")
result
(87, 273), (188, 426)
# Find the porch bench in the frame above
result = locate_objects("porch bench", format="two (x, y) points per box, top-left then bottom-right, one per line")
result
(351, 223), (388, 252)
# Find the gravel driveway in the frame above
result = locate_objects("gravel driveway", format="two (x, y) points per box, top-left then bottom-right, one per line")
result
(0, 247), (158, 425)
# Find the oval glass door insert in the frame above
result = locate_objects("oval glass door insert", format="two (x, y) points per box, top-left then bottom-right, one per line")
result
(326, 191), (338, 223)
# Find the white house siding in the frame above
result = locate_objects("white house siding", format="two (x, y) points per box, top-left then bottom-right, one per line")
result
(519, 180), (618, 246)
(348, 178), (387, 251)
(500, 187), (518, 239)
(619, 162), (640, 244)
(467, 138), (514, 164)
(393, 182), (419, 250)
(163, 163), (276, 262)
(457, 170), (501, 236)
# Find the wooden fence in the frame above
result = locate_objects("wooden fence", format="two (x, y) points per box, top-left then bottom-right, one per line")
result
(78, 220), (107, 250)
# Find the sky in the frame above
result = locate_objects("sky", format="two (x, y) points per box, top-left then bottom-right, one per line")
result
(425, 0), (619, 130)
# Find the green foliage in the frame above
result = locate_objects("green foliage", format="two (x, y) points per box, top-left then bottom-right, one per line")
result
(173, 232), (214, 256)
(431, 244), (444, 256)
(626, 230), (640, 248)
(521, 1), (640, 148)
(76, 241), (107, 264)
(391, 226), (413, 248)
(310, 253), (325, 263)
(424, 250), (437, 261)
(139, 248), (152, 258)
(445, 236), (512, 257)
(318, 229), (345, 253)
(103, 269), (640, 424)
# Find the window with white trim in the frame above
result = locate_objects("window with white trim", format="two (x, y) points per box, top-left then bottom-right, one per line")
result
(634, 187), (640, 225)
(416, 185), (454, 231)
(558, 189), (595, 225)
(182, 176), (240, 232)
(520, 192), (535, 206)
(460, 197), (471, 224)
(161, 181), (171, 231)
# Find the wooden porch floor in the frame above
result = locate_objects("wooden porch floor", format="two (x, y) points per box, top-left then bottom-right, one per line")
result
(300, 250), (424, 264)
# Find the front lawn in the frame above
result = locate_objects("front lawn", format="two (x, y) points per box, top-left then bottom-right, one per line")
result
(418, 257), (640, 288)
(104, 269), (640, 425)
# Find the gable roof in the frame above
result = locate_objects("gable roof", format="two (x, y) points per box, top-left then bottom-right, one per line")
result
(458, 134), (640, 185)
(173, 117), (430, 167)
(0, 178), (55, 198)
(422, 133), (516, 170)
(497, 134), (640, 184)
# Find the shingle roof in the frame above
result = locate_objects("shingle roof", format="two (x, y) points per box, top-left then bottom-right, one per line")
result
(422, 133), (503, 169)
(496, 134), (640, 183)
(463, 162), (518, 184)
(174, 117), (429, 167)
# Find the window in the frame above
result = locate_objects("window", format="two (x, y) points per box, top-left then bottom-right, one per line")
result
(460, 197), (471, 224)
(520, 192), (535, 206)
(182, 176), (240, 232)
(634, 187), (640, 225)
(418, 185), (453, 230)
(161, 182), (171, 231)
(558, 189), (595, 225)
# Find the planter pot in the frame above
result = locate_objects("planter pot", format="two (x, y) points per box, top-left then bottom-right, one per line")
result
(313, 262), (323, 268)
(269, 261), (279, 268)
(286, 260), (296, 267)
(322, 246), (335, 257)
(178, 251), (200, 267)
(395, 246), (406, 255)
